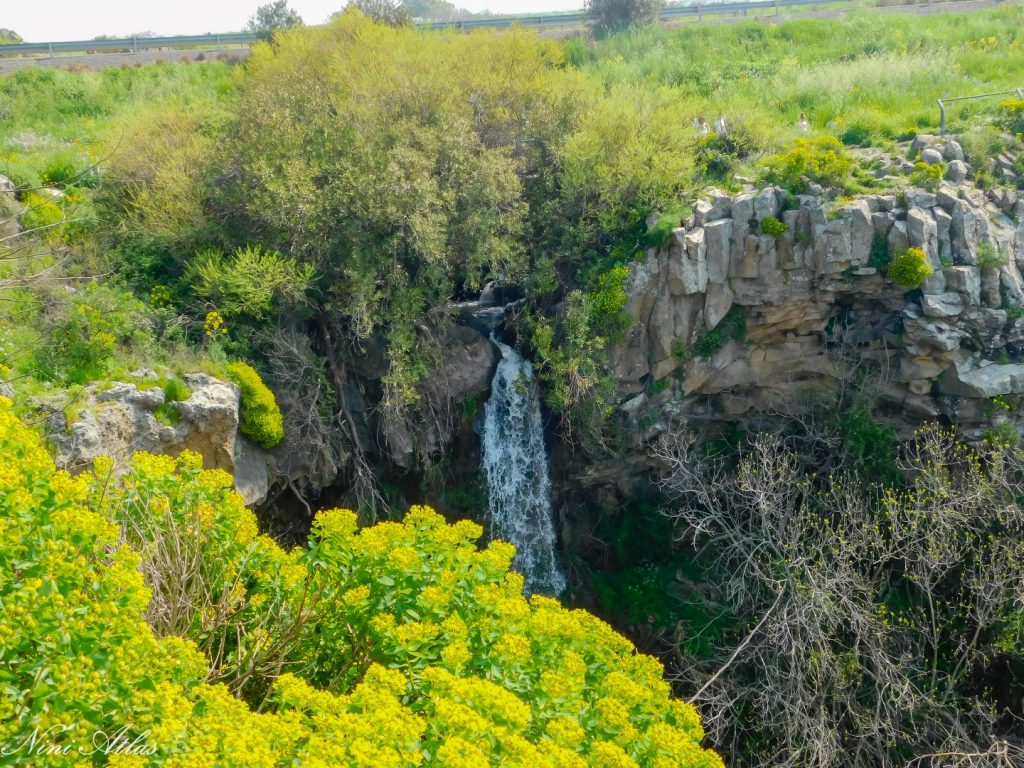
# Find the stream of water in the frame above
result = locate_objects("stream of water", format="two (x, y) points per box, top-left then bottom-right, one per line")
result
(480, 335), (567, 596)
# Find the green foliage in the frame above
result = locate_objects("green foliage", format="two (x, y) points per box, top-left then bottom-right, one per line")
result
(216, 15), (561, 406)
(162, 376), (192, 403)
(18, 191), (63, 233)
(347, 0), (412, 26)
(760, 214), (787, 237)
(888, 246), (932, 289)
(99, 100), (220, 244)
(246, 0), (304, 41)
(531, 292), (618, 446)
(868, 233), (891, 270)
(836, 399), (900, 484)
(840, 122), (873, 147)
(691, 306), (746, 359)
(32, 285), (155, 385)
(39, 151), (94, 189)
(910, 160), (944, 191)
(671, 336), (693, 363)
(644, 204), (691, 248)
(586, 0), (666, 36)
(587, 265), (632, 343)
(760, 136), (853, 193)
(226, 361), (284, 448)
(998, 98), (1024, 135)
(189, 245), (314, 319)
(0, 402), (724, 767)
(976, 240), (1007, 270)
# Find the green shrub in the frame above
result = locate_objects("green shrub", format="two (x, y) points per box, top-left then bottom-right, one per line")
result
(162, 376), (193, 403)
(586, 0), (666, 36)
(997, 98), (1024, 135)
(888, 246), (932, 288)
(226, 361), (284, 448)
(18, 191), (63, 233)
(761, 215), (787, 237)
(189, 245), (315, 319)
(760, 137), (853, 193)
(977, 241), (1007, 270)
(32, 287), (155, 385)
(692, 306), (746, 358)
(644, 204), (691, 248)
(868, 233), (890, 270)
(910, 160), (943, 191)
(840, 122), (873, 147)
(587, 265), (632, 342)
(40, 152), (98, 188)
(672, 335), (693, 362)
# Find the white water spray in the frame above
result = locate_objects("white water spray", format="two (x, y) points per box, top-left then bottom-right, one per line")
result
(480, 335), (567, 596)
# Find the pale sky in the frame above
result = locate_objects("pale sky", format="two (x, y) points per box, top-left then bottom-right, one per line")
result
(4, 0), (581, 42)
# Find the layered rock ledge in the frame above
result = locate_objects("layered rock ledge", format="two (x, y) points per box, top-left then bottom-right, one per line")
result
(610, 168), (1024, 443)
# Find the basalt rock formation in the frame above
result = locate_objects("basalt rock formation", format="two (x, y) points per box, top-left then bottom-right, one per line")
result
(607, 137), (1024, 472)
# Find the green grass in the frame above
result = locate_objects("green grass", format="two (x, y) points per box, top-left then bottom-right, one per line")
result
(0, 62), (235, 188)
(573, 5), (1024, 157)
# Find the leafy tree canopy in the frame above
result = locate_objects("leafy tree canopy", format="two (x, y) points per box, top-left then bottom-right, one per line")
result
(247, 0), (304, 41)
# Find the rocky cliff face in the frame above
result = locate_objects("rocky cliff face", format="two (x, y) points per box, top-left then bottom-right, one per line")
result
(47, 372), (277, 505)
(607, 136), (1024, 463)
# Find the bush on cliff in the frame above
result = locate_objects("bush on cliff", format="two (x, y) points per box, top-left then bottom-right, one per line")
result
(226, 361), (284, 448)
(0, 397), (724, 767)
(888, 246), (932, 289)
(759, 137), (853, 194)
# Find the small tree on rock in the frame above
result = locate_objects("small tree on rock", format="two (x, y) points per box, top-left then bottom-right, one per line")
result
(247, 1), (304, 41)
(586, 0), (666, 36)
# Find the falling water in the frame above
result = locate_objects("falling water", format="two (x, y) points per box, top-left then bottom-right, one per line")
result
(480, 335), (567, 596)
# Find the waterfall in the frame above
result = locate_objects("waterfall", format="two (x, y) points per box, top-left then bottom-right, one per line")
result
(480, 335), (567, 597)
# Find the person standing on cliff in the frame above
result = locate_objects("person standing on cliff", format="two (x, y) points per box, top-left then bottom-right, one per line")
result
(695, 116), (710, 138)
(798, 112), (810, 132)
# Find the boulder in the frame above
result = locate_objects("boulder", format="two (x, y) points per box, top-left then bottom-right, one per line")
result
(943, 140), (965, 162)
(704, 281), (735, 331)
(945, 266), (981, 306)
(47, 374), (276, 505)
(704, 218), (732, 282)
(940, 361), (1024, 398)
(945, 160), (968, 183)
(920, 147), (944, 165)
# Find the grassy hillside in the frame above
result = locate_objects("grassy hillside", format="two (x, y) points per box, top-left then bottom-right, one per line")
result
(578, 3), (1024, 145)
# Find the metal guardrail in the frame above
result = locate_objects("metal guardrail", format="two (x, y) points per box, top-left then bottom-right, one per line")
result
(423, 0), (843, 30)
(0, 0), (850, 58)
(938, 88), (1024, 133)
(0, 32), (257, 57)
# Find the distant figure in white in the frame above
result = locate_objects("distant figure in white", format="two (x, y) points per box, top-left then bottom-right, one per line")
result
(713, 114), (728, 139)
(694, 116), (710, 138)
(798, 111), (810, 132)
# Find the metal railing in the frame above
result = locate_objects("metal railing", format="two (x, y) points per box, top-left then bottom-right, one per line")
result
(938, 88), (1024, 134)
(0, 0), (851, 58)
(0, 32), (257, 57)
(422, 0), (836, 30)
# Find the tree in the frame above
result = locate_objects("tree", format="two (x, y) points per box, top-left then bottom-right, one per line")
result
(401, 0), (466, 20)
(348, 0), (412, 26)
(246, 0), (304, 41)
(585, 0), (666, 36)
(654, 424), (1024, 768)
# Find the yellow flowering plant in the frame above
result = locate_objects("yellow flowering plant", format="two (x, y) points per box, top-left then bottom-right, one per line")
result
(0, 398), (722, 767)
